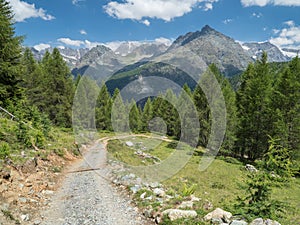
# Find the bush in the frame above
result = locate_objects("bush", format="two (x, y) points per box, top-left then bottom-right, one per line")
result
(0, 142), (10, 159)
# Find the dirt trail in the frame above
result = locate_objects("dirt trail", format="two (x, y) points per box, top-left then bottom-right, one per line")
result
(39, 141), (152, 225)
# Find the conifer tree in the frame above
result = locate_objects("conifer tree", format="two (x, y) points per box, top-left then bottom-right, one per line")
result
(96, 83), (112, 131)
(0, 0), (24, 108)
(271, 56), (300, 160)
(141, 98), (153, 132)
(129, 100), (141, 133)
(236, 53), (272, 160)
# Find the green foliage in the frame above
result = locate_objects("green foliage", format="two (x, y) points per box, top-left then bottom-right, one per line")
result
(181, 183), (197, 197)
(0, 141), (10, 159)
(96, 83), (112, 131)
(0, 0), (24, 108)
(263, 137), (294, 179)
(236, 53), (273, 160)
(235, 171), (285, 221)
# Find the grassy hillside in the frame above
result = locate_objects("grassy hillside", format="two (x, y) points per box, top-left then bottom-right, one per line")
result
(107, 137), (300, 225)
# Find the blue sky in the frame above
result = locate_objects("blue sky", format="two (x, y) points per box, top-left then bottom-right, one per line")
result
(9, 0), (300, 51)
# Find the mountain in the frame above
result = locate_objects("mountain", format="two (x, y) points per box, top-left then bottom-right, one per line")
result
(281, 48), (299, 58)
(71, 45), (125, 81)
(240, 41), (290, 62)
(30, 25), (295, 87)
(31, 46), (89, 68)
(167, 25), (254, 76)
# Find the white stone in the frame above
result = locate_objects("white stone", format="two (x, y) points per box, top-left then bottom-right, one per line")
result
(162, 209), (197, 221)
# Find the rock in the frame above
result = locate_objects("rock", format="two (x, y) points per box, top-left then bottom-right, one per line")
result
(125, 141), (134, 147)
(203, 200), (213, 210)
(140, 192), (147, 199)
(130, 185), (141, 194)
(21, 214), (30, 221)
(245, 164), (258, 172)
(162, 209), (197, 221)
(211, 217), (224, 224)
(42, 190), (54, 195)
(190, 195), (201, 202)
(204, 208), (232, 223)
(250, 218), (264, 225)
(150, 182), (160, 188)
(33, 220), (41, 225)
(178, 201), (193, 209)
(231, 220), (248, 225)
(153, 188), (165, 197)
(143, 208), (153, 218)
(265, 219), (281, 225)
(18, 197), (28, 203)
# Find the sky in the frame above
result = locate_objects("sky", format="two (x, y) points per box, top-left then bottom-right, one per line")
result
(8, 0), (300, 51)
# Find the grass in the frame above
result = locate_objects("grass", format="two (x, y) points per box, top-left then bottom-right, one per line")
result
(106, 136), (300, 225)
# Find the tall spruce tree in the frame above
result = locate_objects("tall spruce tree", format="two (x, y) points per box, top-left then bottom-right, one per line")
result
(40, 48), (75, 127)
(271, 56), (300, 160)
(96, 83), (112, 131)
(0, 0), (24, 108)
(236, 53), (272, 160)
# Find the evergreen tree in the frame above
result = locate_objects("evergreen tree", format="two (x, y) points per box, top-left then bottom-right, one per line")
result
(236, 53), (273, 160)
(129, 100), (141, 133)
(141, 98), (153, 132)
(193, 77), (211, 147)
(271, 57), (300, 160)
(0, 0), (24, 108)
(96, 83), (112, 131)
(209, 64), (237, 155)
(40, 48), (75, 127)
(73, 76), (99, 129)
(111, 88), (127, 132)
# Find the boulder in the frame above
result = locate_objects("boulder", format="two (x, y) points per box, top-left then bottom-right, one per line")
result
(178, 201), (193, 209)
(250, 218), (281, 225)
(204, 208), (232, 223)
(125, 141), (134, 147)
(245, 164), (258, 172)
(153, 188), (165, 197)
(162, 209), (197, 221)
(264, 219), (281, 225)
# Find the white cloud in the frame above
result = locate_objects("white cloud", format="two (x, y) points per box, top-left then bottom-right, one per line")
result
(141, 19), (150, 26)
(80, 30), (87, 35)
(241, 0), (300, 7)
(58, 38), (84, 47)
(284, 20), (295, 27)
(9, 0), (55, 22)
(252, 12), (262, 18)
(57, 38), (102, 49)
(270, 21), (300, 49)
(154, 37), (173, 46)
(104, 0), (218, 23)
(33, 43), (51, 51)
(222, 19), (233, 24)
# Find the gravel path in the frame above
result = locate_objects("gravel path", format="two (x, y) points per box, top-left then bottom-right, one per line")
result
(40, 142), (151, 225)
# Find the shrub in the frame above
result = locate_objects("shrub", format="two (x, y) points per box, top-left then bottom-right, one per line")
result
(0, 142), (10, 159)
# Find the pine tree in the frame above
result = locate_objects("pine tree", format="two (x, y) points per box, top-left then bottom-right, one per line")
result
(236, 53), (273, 160)
(40, 48), (75, 127)
(96, 83), (112, 131)
(129, 99), (141, 133)
(209, 64), (237, 155)
(271, 57), (300, 160)
(141, 98), (153, 132)
(0, 0), (24, 108)
(111, 88), (127, 132)
(193, 76), (211, 147)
